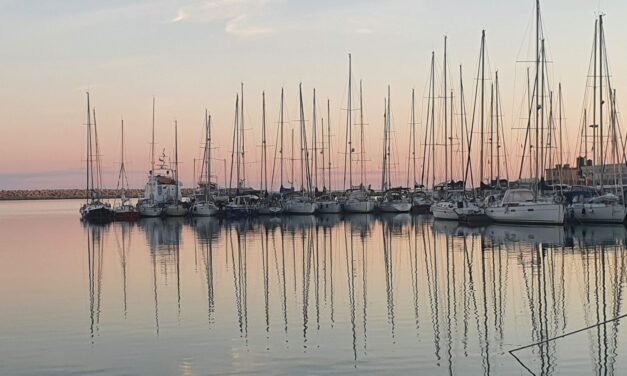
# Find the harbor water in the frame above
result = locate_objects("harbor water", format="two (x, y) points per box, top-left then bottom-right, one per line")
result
(1, 199), (626, 375)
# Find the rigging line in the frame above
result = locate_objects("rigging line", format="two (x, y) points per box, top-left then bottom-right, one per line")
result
(509, 311), (627, 376)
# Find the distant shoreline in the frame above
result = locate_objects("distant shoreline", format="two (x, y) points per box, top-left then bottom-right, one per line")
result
(0, 189), (195, 201)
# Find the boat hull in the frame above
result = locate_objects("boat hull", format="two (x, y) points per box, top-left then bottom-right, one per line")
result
(191, 202), (219, 217)
(258, 205), (284, 215)
(284, 202), (317, 215)
(81, 205), (115, 223)
(486, 203), (565, 224)
(164, 205), (188, 217)
(138, 204), (163, 217)
(344, 200), (375, 213)
(431, 202), (459, 220)
(316, 201), (343, 213)
(114, 210), (139, 221)
(225, 206), (256, 218)
(567, 203), (626, 223)
(379, 202), (412, 213)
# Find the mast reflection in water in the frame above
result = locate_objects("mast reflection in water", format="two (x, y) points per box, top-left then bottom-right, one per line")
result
(2, 200), (627, 375)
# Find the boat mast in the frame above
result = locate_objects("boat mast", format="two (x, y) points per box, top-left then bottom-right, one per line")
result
(490, 83), (494, 184)
(534, 0), (540, 197)
(174, 120), (179, 204)
(381, 97), (387, 191)
(241, 83), (246, 189)
(599, 15), (604, 191)
(151, 97), (156, 175)
(386, 85), (391, 188)
(207, 111), (212, 200)
(261, 91), (267, 192)
(327, 99), (332, 192)
(291, 128), (295, 189)
(480, 30), (485, 188)
(495, 71), (501, 186)
(321, 116), (326, 190)
(280, 88), (285, 188)
(313, 89), (318, 190)
(459, 66), (465, 189)
(411, 88), (416, 187)
(85, 92), (92, 203)
(346, 54), (353, 189)
(444, 35), (448, 184)
(430, 51), (436, 188)
(359, 80), (365, 186)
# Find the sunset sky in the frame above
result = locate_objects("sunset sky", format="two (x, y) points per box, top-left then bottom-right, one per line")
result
(2, 0), (626, 190)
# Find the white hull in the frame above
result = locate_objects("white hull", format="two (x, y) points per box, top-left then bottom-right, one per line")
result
(316, 201), (343, 213)
(379, 201), (412, 213)
(568, 203), (626, 223)
(284, 202), (317, 214)
(486, 203), (565, 224)
(191, 202), (219, 217)
(138, 204), (163, 217)
(164, 205), (188, 217)
(344, 200), (375, 213)
(258, 205), (284, 215)
(431, 202), (459, 220)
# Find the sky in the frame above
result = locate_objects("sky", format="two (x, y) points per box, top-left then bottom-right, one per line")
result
(1, 0), (625, 190)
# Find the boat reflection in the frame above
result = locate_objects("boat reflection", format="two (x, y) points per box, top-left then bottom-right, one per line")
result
(79, 214), (627, 373)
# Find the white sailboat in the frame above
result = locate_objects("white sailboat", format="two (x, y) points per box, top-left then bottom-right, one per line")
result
(567, 15), (626, 224)
(486, 1), (564, 225)
(316, 99), (343, 213)
(284, 84), (317, 214)
(192, 111), (219, 217)
(164, 121), (188, 217)
(342, 55), (376, 213)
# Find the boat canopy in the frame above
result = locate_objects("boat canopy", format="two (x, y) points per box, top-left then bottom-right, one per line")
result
(502, 189), (534, 204)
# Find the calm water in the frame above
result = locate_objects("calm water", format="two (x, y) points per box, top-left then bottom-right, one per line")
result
(1, 200), (627, 375)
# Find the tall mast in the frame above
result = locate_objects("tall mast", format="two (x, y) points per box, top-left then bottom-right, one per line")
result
(387, 86), (392, 188)
(85, 92), (92, 202)
(450, 89), (454, 181)
(327, 99), (332, 191)
(534, 0), (540, 195)
(480, 30), (485, 187)
(280, 88), (285, 188)
(411, 88), (416, 187)
(459, 66), (465, 188)
(207, 111), (212, 200)
(291, 128), (295, 189)
(235, 94), (240, 191)
(495, 71), (501, 185)
(321, 116), (326, 190)
(240, 83), (246, 189)
(430, 51), (436, 188)
(381, 97), (388, 191)
(599, 15), (604, 190)
(359, 80), (365, 186)
(347, 54), (353, 189)
(490, 83), (494, 184)
(151, 97), (156, 175)
(444, 35), (448, 183)
(313, 89), (318, 190)
(174, 120), (179, 204)
(540, 39), (546, 188)
(261, 91), (267, 192)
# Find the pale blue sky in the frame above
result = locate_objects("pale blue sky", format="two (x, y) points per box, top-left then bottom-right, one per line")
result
(0, 0), (623, 189)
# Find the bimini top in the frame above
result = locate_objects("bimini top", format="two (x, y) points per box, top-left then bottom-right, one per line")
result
(502, 189), (535, 204)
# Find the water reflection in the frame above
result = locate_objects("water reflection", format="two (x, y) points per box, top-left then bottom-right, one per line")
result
(74, 215), (627, 374)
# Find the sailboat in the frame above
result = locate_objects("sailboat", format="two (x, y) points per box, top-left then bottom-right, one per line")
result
(112, 118), (139, 221)
(137, 98), (166, 217)
(284, 84), (317, 214)
(80, 92), (115, 223)
(567, 15), (626, 223)
(317, 98), (343, 213)
(225, 84), (259, 218)
(257, 91), (283, 215)
(164, 121), (188, 217)
(191, 111), (219, 217)
(486, 0), (565, 225)
(407, 88), (432, 214)
(379, 86), (411, 213)
(342, 55), (376, 213)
